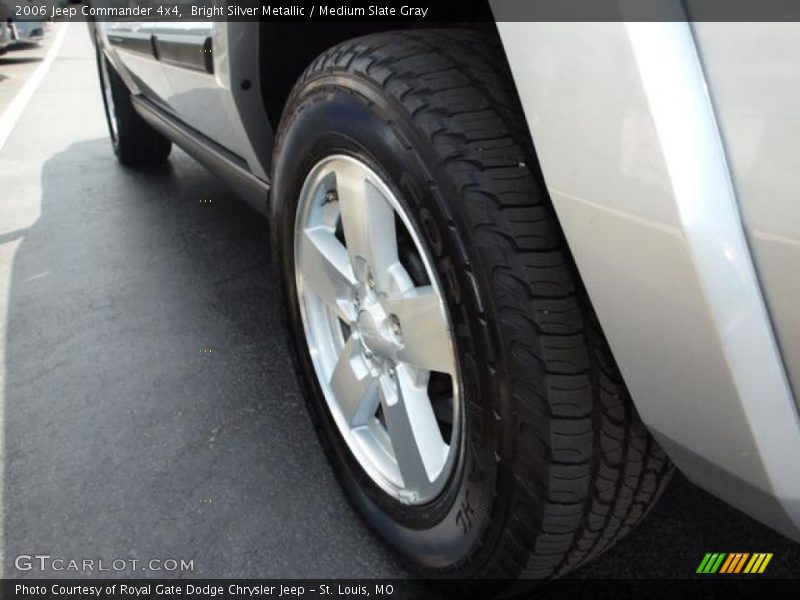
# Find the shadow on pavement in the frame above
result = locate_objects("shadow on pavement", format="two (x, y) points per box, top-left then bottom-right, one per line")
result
(2, 138), (405, 578)
(0, 55), (43, 66)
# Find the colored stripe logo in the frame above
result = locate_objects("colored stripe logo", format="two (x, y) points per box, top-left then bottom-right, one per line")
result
(696, 552), (773, 574)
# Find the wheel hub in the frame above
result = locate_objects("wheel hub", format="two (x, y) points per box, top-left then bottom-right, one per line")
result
(354, 293), (399, 367)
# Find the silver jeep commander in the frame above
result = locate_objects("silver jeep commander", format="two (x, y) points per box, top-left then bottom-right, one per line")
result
(89, 3), (800, 580)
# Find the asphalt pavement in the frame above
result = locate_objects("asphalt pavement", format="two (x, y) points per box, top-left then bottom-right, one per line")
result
(0, 23), (797, 581)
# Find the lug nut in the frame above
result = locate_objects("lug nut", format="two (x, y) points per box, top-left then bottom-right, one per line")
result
(352, 292), (360, 308)
(324, 190), (338, 204)
(387, 365), (396, 377)
(390, 316), (401, 337)
(368, 277), (376, 290)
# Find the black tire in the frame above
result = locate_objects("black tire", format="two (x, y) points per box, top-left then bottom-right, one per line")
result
(95, 48), (171, 166)
(271, 30), (673, 581)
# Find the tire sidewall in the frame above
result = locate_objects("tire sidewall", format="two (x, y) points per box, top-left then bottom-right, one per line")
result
(271, 77), (511, 572)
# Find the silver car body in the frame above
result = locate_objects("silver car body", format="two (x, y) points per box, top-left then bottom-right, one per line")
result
(96, 20), (270, 208)
(95, 18), (800, 540)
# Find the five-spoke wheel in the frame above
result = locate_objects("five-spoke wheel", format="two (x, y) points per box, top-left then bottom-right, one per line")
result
(294, 156), (461, 504)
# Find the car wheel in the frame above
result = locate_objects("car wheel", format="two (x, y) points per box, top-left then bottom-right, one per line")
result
(271, 30), (673, 580)
(95, 46), (171, 166)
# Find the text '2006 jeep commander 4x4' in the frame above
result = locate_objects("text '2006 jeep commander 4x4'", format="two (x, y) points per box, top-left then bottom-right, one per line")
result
(90, 2), (800, 581)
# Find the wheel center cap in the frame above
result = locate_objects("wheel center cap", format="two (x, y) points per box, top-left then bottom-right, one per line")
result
(356, 302), (394, 360)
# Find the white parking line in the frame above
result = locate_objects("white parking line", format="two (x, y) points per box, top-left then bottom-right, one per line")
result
(0, 22), (69, 152)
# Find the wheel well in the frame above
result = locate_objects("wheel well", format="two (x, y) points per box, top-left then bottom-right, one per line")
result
(258, 2), (497, 129)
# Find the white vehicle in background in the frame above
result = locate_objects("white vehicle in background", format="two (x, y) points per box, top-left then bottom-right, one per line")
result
(0, 0), (47, 50)
(8, 18), (47, 45)
(89, 1), (800, 583)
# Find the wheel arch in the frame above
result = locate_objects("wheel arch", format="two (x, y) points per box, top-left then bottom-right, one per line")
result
(257, 7), (497, 131)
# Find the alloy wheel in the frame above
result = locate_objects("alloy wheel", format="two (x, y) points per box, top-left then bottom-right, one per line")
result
(294, 155), (462, 505)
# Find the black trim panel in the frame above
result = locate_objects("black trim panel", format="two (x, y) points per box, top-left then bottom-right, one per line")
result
(131, 95), (269, 216)
(153, 37), (214, 74)
(107, 34), (154, 58)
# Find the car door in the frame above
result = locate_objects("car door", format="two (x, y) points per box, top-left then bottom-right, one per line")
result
(101, 20), (173, 108)
(151, 20), (250, 160)
(148, 14), (271, 181)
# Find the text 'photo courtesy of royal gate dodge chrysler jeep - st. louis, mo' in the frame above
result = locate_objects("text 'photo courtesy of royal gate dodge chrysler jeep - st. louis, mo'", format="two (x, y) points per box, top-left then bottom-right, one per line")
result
(84, 0), (799, 585)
